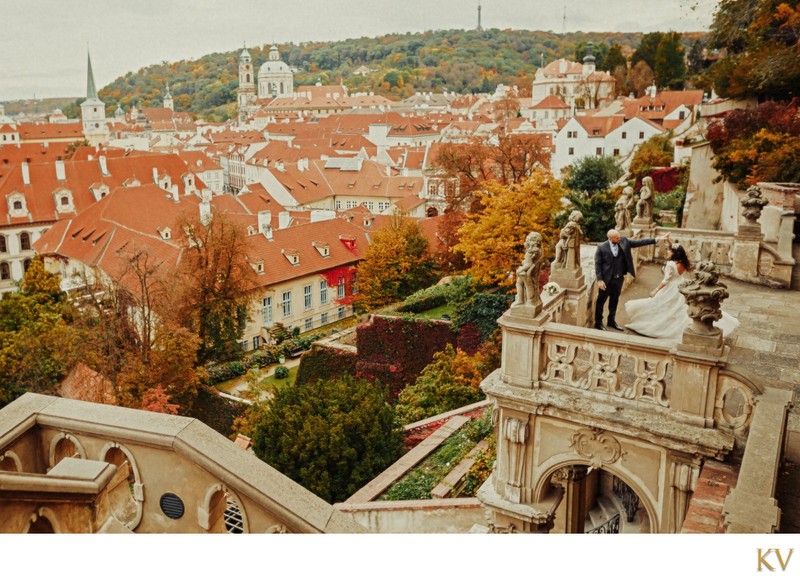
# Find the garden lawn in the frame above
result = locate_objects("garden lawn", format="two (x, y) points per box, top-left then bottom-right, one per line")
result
(415, 303), (456, 320)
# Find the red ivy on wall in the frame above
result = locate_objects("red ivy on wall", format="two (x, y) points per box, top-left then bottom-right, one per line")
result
(321, 265), (357, 306)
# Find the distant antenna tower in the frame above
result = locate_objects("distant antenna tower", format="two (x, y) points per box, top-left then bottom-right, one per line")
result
(477, 3), (482, 31)
(562, 5), (566, 34)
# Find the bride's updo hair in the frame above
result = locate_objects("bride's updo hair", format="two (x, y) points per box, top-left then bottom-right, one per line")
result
(670, 244), (691, 270)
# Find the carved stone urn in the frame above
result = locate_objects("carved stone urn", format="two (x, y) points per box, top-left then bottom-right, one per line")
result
(678, 260), (729, 346)
(740, 185), (769, 225)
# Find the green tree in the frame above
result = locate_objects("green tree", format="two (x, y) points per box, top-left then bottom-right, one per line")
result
(687, 39), (706, 76)
(354, 215), (439, 311)
(241, 374), (403, 503)
(563, 155), (624, 194)
(631, 32), (665, 71)
(604, 44), (628, 76)
(0, 257), (79, 407)
(562, 191), (618, 243)
(396, 345), (485, 424)
(654, 32), (686, 90)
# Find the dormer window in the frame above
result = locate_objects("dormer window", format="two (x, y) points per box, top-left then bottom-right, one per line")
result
(157, 227), (172, 241)
(7, 192), (27, 217)
(281, 248), (300, 266)
(54, 188), (74, 213)
(313, 241), (330, 258)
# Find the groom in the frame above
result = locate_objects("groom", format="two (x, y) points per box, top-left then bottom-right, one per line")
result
(594, 229), (670, 331)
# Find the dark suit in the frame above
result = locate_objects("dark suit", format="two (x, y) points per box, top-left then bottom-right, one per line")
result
(594, 237), (656, 327)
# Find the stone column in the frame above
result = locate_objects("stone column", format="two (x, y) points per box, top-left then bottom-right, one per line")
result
(551, 466), (589, 534)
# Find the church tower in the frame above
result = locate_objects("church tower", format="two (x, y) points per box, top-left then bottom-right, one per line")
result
(80, 51), (109, 146)
(237, 46), (256, 125)
(163, 83), (174, 110)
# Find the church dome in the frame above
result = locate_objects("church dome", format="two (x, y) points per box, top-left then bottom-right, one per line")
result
(258, 45), (290, 75)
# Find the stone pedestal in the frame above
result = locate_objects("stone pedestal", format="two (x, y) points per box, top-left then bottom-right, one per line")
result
(731, 233), (760, 283)
(477, 475), (560, 534)
(670, 345), (730, 427)
(632, 222), (658, 263)
(549, 265), (589, 327)
(499, 311), (548, 389)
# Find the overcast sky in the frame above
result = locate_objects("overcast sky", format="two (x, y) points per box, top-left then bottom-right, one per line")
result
(0, 0), (719, 101)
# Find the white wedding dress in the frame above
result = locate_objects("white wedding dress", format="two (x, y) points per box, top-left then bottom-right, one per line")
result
(624, 261), (740, 342)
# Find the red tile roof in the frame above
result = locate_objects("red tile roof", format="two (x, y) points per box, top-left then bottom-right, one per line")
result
(18, 122), (84, 142)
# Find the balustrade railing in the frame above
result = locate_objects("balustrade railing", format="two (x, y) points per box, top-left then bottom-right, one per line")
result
(613, 476), (640, 522)
(652, 228), (736, 273)
(586, 513), (620, 534)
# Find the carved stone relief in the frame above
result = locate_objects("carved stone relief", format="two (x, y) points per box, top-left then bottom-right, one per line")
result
(570, 429), (624, 468)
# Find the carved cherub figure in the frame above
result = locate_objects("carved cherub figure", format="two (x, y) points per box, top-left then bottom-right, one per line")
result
(513, 231), (544, 307)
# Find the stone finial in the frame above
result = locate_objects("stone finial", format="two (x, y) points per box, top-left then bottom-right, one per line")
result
(511, 231), (545, 314)
(553, 210), (584, 271)
(633, 176), (655, 224)
(614, 186), (635, 231)
(741, 185), (768, 225)
(678, 260), (729, 336)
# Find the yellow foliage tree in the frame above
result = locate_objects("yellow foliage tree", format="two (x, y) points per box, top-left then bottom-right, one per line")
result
(454, 170), (565, 285)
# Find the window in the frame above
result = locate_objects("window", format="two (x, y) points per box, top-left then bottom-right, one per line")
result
(253, 336), (261, 350)
(60, 196), (69, 206)
(378, 202), (390, 212)
(351, 275), (358, 295)
(320, 281), (328, 305)
(305, 318), (313, 331)
(241, 340), (250, 352)
(262, 296), (273, 326)
(13, 201), (22, 211)
(621, 132), (627, 139)
(321, 312), (328, 325)
(282, 291), (292, 317)
(568, 147), (574, 155)
(0, 235), (6, 254)
(304, 285), (312, 310)
(596, 147), (603, 156)
(639, 132), (645, 139)
(679, 110), (686, 120)
(23, 259), (31, 272)
(338, 306), (346, 320)
(337, 276), (345, 299)
(366, 201), (374, 211)
(0, 262), (9, 280)
(613, 149), (620, 156)
(567, 131), (577, 138)
(19, 233), (31, 251)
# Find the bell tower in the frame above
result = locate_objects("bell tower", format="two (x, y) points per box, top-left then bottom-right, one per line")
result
(80, 51), (109, 146)
(237, 45), (256, 125)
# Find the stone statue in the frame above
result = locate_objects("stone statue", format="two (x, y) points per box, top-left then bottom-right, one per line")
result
(553, 210), (584, 271)
(614, 187), (635, 231)
(741, 185), (769, 224)
(677, 260), (729, 336)
(634, 176), (654, 224)
(512, 231), (544, 307)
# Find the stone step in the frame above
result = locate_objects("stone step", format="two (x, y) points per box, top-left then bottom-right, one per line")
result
(584, 495), (619, 532)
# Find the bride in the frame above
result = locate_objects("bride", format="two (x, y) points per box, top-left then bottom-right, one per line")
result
(624, 240), (740, 342)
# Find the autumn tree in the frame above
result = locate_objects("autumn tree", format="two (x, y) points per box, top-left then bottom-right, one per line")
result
(240, 374), (403, 503)
(175, 213), (255, 363)
(631, 32), (664, 72)
(140, 385), (180, 415)
(0, 257), (79, 407)
(354, 214), (439, 311)
(396, 345), (485, 424)
(454, 170), (565, 286)
(629, 134), (674, 177)
(627, 60), (655, 96)
(709, 0), (800, 100)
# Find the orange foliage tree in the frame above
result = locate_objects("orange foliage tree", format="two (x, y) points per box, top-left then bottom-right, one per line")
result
(454, 170), (565, 286)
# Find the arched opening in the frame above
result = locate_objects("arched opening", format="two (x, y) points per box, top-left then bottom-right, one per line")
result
(27, 516), (55, 533)
(51, 435), (83, 468)
(246, 73), (250, 83)
(426, 206), (439, 217)
(0, 452), (19, 472)
(202, 486), (248, 533)
(0, 262), (9, 281)
(104, 447), (139, 526)
(19, 232), (31, 251)
(548, 465), (651, 534)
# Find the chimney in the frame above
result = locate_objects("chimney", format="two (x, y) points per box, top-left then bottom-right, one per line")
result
(199, 201), (212, 226)
(21, 162), (30, 185)
(278, 211), (291, 229)
(99, 155), (109, 176)
(152, 167), (159, 184)
(258, 210), (272, 235)
(55, 159), (66, 181)
(170, 184), (180, 202)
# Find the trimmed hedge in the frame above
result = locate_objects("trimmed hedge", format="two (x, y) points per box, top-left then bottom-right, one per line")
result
(189, 387), (247, 438)
(356, 315), (457, 394)
(296, 344), (357, 386)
